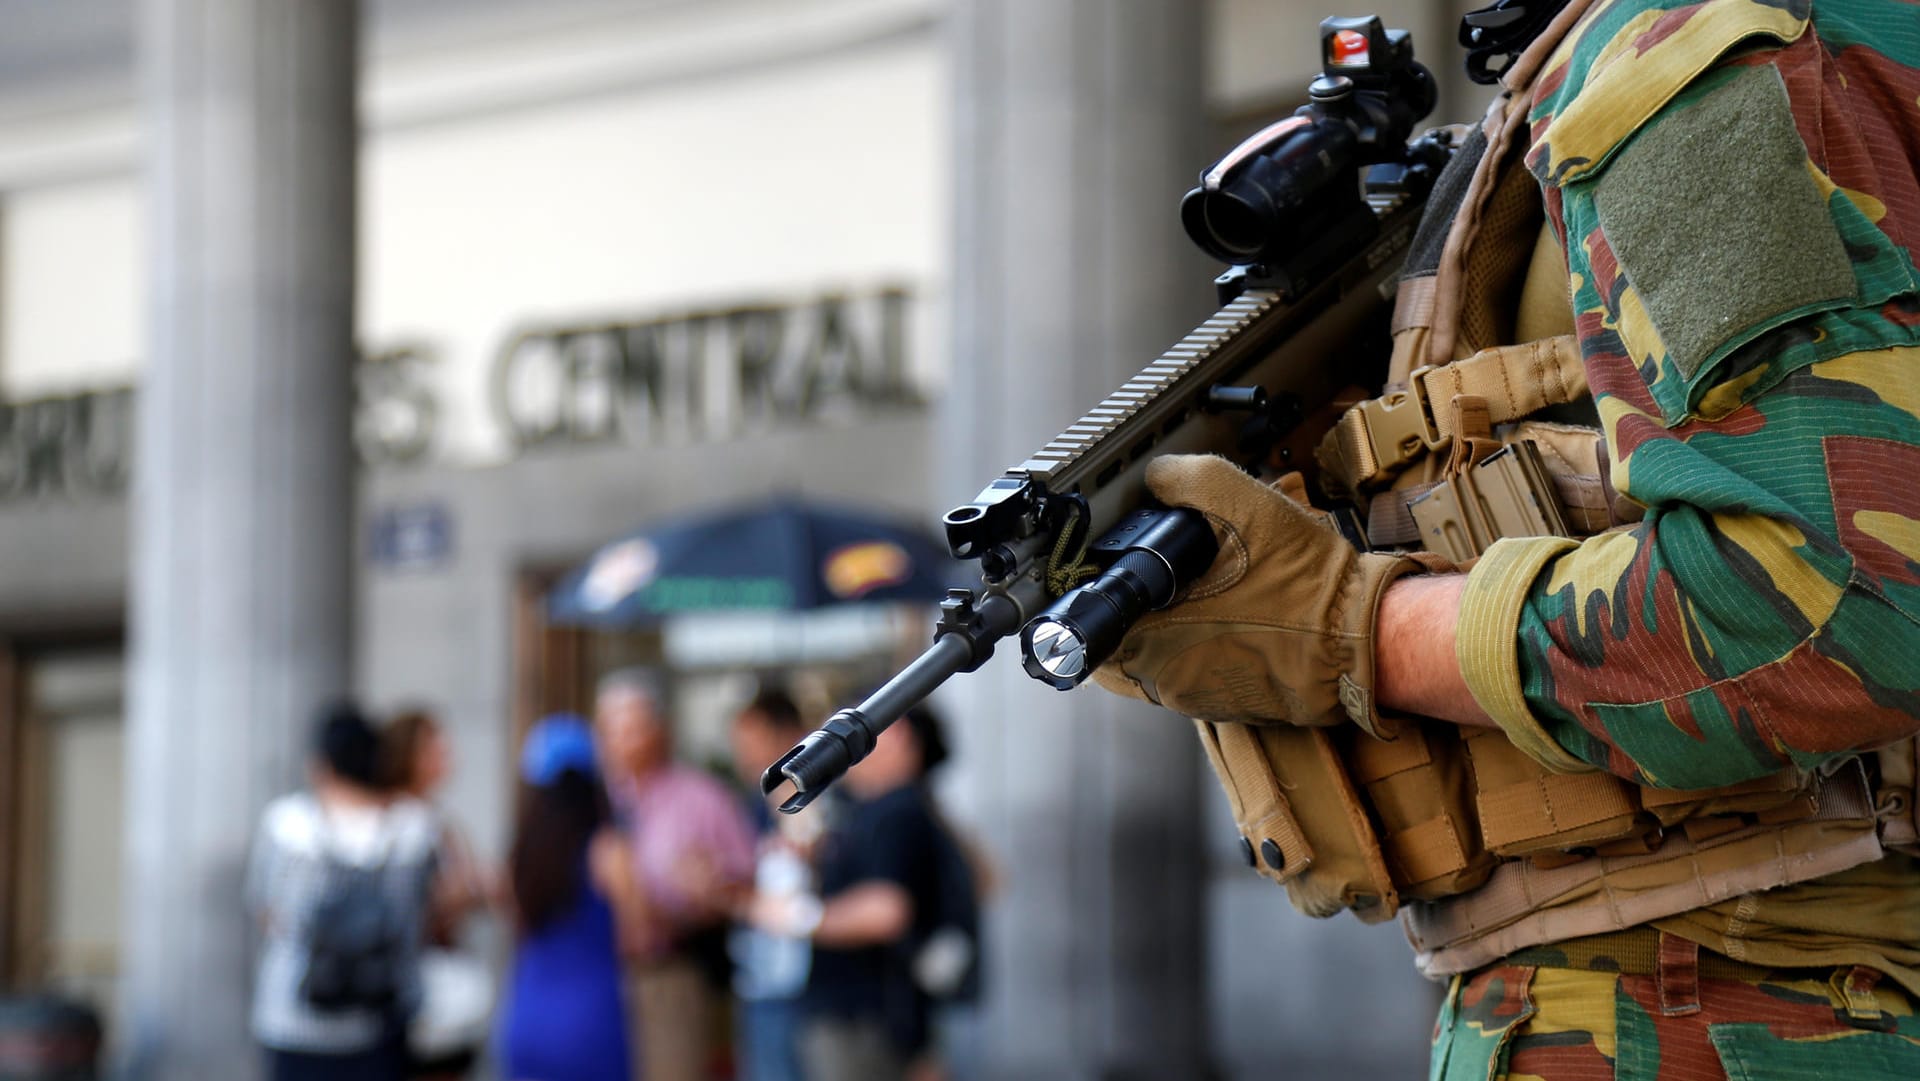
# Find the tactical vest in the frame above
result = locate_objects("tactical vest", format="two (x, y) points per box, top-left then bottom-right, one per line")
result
(1195, 0), (1920, 980)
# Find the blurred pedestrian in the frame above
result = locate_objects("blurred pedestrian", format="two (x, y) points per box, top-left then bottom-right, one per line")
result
(727, 687), (817, 1081)
(247, 701), (438, 1081)
(382, 709), (492, 946)
(749, 704), (976, 1081)
(595, 669), (756, 1081)
(380, 709), (496, 1079)
(496, 714), (646, 1081)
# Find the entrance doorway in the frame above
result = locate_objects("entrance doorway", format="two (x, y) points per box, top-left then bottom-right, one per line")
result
(0, 634), (126, 1029)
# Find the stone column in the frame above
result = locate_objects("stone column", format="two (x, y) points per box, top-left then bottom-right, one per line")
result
(122, 3), (358, 1077)
(943, 3), (1213, 1077)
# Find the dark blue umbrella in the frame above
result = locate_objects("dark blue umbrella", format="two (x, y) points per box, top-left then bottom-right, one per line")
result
(548, 496), (961, 626)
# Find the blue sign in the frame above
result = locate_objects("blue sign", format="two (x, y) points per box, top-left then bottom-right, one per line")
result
(368, 503), (454, 572)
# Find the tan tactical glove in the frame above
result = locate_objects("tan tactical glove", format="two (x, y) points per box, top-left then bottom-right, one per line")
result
(1090, 454), (1423, 738)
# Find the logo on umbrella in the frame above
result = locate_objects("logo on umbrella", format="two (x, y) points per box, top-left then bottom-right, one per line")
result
(580, 539), (660, 612)
(823, 541), (913, 600)
(550, 499), (953, 625)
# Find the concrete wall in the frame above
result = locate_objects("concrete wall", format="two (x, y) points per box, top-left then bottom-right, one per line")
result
(0, 178), (143, 394)
(0, 495), (126, 626)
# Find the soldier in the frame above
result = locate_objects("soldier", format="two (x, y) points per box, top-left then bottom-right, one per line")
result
(1092, 1), (1920, 1077)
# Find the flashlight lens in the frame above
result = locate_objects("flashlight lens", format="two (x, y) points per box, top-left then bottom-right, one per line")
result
(1027, 619), (1087, 680)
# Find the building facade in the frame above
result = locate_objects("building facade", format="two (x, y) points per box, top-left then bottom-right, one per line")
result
(0, 0), (1485, 1076)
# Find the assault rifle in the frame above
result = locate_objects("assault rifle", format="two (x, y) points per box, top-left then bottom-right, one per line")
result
(766, 16), (1453, 812)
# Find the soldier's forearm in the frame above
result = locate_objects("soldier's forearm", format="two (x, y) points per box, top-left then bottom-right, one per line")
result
(1375, 573), (1495, 731)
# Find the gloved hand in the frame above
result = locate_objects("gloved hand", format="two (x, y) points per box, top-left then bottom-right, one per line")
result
(1090, 454), (1424, 737)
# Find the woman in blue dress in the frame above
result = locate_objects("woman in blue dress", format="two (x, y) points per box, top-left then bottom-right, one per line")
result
(497, 715), (648, 1081)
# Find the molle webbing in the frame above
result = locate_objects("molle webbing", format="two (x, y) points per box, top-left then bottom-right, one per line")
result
(1324, 335), (1586, 496)
(1344, 725), (1496, 901)
(1211, 718), (1909, 936)
(1404, 761), (1885, 979)
(1465, 728), (1643, 855)
(1419, 337), (1587, 438)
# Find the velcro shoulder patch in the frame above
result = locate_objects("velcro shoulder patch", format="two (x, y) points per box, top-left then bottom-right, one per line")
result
(1591, 64), (1853, 380)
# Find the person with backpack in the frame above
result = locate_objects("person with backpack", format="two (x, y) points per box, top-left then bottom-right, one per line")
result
(746, 703), (980, 1081)
(247, 701), (440, 1081)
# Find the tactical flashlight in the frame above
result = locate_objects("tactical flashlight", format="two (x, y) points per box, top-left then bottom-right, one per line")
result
(1020, 507), (1220, 690)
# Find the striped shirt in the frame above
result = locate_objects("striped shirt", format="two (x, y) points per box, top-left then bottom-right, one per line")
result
(245, 792), (438, 1053)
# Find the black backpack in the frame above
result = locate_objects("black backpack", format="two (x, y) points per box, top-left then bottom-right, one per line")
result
(300, 819), (410, 1013)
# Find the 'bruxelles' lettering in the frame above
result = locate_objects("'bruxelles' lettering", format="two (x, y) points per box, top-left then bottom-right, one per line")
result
(0, 285), (921, 502)
(357, 345), (439, 466)
(0, 350), (441, 503)
(490, 288), (918, 451)
(0, 388), (135, 502)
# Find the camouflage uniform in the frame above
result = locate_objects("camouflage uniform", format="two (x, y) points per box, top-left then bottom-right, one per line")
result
(1435, 0), (1920, 1075)
(1435, 957), (1920, 1080)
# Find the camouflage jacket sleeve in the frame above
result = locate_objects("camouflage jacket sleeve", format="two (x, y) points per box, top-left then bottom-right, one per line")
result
(1454, 0), (1920, 788)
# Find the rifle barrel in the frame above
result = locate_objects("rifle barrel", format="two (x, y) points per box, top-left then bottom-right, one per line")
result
(764, 589), (1025, 812)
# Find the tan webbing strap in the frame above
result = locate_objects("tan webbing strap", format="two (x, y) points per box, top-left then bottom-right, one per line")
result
(1325, 336), (1586, 494)
(1366, 484), (1439, 548)
(1505, 928), (1825, 981)
(1833, 966), (1886, 1023)
(1476, 772), (1644, 855)
(1426, 74), (1540, 367)
(1442, 395), (1503, 472)
(1657, 933), (1702, 1017)
(1405, 762), (1885, 979)
(1369, 470), (1607, 547)
(1392, 274), (1439, 338)
(1421, 336), (1586, 443)
(1354, 0), (1598, 482)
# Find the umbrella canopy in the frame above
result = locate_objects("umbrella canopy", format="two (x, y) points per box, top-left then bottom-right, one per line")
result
(548, 496), (961, 626)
